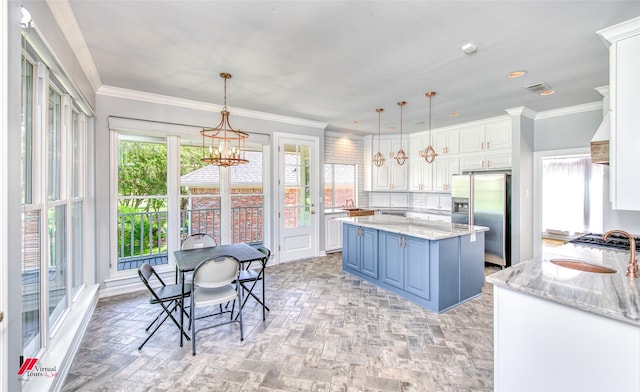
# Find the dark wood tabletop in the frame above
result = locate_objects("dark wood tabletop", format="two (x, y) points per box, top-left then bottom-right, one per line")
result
(173, 243), (267, 272)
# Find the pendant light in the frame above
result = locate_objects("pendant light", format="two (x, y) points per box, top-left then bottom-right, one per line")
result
(420, 91), (438, 163)
(201, 72), (249, 167)
(393, 101), (408, 166)
(372, 108), (386, 167)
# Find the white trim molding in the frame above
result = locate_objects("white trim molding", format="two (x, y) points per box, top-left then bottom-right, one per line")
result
(98, 85), (328, 130)
(535, 101), (602, 120)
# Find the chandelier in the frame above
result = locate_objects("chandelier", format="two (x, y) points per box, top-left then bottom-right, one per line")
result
(201, 72), (249, 167)
(420, 91), (438, 163)
(393, 101), (408, 165)
(372, 108), (386, 167)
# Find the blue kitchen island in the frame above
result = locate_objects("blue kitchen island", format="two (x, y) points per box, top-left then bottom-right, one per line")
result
(338, 215), (489, 313)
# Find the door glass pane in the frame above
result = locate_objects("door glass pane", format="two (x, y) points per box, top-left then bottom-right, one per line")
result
(22, 210), (41, 356)
(117, 138), (168, 270)
(71, 201), (83, 293)
(48, 204), (67, 329)
(21, 57), (33, 204)
(48, 88), (62, 201)
(284, 144), (311, 228)
(230, 150), (264, 243)
(180, 143), (220, 243)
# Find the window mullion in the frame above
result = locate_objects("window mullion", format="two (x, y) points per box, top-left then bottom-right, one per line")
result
(220, 167), (231, 244)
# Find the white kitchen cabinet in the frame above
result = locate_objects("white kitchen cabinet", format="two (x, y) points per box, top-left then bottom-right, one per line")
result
(409, 158), (433, 191)
(372, 137), (409, 191)
(597, 17), (640, 210)
(370, 192), (409, 208)
(460, 151), (511, 171)
(494, 286), (639, 392)
(459, 120), (511, 154)
(432, 128), (460, 156)
(433, 157), (459, 192)
(325, 213), (346, 253)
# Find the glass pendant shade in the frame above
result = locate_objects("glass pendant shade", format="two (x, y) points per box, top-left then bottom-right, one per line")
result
(201, 72), (249, 167)
(373, 108), (386, 167)
(394, 101), (408, 166)
(420, 91), (438, 164)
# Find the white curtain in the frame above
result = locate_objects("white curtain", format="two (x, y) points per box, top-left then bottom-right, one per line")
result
(541, 156), (602, 235)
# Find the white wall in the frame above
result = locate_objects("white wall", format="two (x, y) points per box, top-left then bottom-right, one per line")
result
(534, 106), (640, 235)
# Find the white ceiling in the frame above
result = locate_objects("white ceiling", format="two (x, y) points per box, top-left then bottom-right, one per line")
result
(61, 1), (640, 135)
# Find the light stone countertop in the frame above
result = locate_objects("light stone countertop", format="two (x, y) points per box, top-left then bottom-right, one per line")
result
(337, 214), (488, 241)
(486, 243), (640, 326)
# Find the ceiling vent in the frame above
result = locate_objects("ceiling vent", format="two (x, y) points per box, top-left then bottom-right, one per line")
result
(525, 82), (550, 94)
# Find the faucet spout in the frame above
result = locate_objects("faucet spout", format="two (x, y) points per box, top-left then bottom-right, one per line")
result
(603, 230), (639, 278)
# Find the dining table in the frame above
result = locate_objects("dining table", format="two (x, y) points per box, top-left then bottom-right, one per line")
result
(173, 243), (269, 346)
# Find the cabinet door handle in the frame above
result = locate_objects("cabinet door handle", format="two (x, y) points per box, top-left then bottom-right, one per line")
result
(487, 160), (490, 168)
(481, 160), (485, 168)
(481, 141), (485, 150)
(487, 141), (490, 149)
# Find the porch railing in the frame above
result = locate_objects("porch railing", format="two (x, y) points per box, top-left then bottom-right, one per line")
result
(117, 205), (263, 270)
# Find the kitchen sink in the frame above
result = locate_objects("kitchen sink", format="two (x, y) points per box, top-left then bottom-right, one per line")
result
(343, 208), (375, 217)
(549, 258), (616, 274)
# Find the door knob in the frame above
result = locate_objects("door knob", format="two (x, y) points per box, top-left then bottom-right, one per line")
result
(311, 210), (316, 215)
(0, 311), (3, 323)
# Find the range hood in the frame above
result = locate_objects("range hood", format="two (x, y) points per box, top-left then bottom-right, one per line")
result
(590, 111), (610, 164)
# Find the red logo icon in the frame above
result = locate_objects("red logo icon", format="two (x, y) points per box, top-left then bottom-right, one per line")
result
(18, 357), (38, 375)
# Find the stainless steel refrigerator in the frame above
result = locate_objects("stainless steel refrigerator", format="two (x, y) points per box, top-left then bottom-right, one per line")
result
(451, 172), (511, 267)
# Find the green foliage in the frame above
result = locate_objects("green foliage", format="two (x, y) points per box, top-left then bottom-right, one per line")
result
(117, 205), (167, 257)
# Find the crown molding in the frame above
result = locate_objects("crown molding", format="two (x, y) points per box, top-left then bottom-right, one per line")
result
(597, 15), (640, 46)
(595, 85), (609, 97)
(535, 101), (602, 120)
(46, 0), (102, 91)
(325, 131), (364, 140)
(97, 85), (328, 129)
(505, 106), (537, 119)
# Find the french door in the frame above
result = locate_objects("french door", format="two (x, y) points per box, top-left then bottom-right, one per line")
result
(276, 135), (319, 262)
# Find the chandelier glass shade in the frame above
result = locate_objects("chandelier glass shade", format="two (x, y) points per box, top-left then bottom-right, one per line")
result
(201, 72), (249, 167)
(393, 101), (408, 166)
(420, 91), (438, 164)
(373, 108), (386, 167)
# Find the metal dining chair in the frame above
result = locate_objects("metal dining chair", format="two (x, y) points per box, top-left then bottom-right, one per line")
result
(231, 245), (271, 320)
(190, 255), (244, 355)
(137, 263), (191, 350)
(178, 233), (216, 283)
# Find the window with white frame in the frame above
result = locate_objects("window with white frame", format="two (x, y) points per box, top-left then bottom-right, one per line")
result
(20, 37), (90, 355)
(324, 164), (357, 209)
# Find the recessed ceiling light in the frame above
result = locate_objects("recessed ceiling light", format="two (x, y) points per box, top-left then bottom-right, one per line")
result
(449, 112), (460, 117)
(540, 89), (556, 96)
(388, 127), (396, 131)
(353, 120), (360, 124)
(508, 70), (527, 78)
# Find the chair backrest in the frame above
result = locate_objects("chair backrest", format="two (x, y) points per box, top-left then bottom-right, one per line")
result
(256, 246), (271, 259)
(192, 255), (240, 288)
(138, 263), (166, 290)
(182, 233), (216, 250)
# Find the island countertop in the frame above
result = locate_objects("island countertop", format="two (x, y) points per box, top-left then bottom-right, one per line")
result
(486, 243), (640, 326)
(337, 214), (488, 241)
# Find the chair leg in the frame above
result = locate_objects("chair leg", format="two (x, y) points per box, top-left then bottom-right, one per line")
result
(238, 289), (244, 342)
(191, 297), (196, 356)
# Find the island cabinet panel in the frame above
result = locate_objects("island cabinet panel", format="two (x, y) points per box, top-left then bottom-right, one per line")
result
(459, 232), (485, 300)
(404, 235), (430, 299)
(343, 224), (378, 279)
(380, 232), (404, 289)
(343, 221), (484, 313)
(360, 227), (378, 278)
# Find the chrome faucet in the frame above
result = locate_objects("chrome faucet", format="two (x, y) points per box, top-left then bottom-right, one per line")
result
(603, 229), (639, 278)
